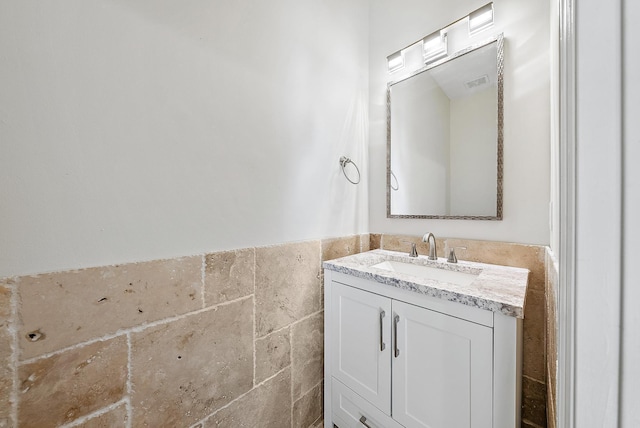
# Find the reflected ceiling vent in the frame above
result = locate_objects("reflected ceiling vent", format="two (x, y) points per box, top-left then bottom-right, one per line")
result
(464, 75), (490, 89)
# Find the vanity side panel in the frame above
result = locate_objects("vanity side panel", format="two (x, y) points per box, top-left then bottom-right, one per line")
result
(324, 270), (333, 428)
(493, 312), (523, 428)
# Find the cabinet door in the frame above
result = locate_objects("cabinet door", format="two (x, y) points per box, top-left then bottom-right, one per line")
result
(392, 300), (493, 428)
(331, 282), (392, 414)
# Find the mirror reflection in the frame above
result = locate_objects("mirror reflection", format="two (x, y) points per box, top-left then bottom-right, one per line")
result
(387, 35), (503, 219)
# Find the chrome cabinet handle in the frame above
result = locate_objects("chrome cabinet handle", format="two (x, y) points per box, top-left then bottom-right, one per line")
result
(394, 315), (400, 358)
(379, 310), (386, 351)
(359, 415), (373, 428)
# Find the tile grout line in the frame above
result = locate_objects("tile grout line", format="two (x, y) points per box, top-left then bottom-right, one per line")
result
(18, 294), (255, 366)
(126, 333), (133, 428)
(58, 398), (128, 428)
(318, 240), (323, 313)
(253, 307), (324, 343)
(252, 293), (257, 388)
(252, 247), (257, 388)
(290, 324), (295, 428)
(290, 311), (295, 427)
(200, 254), (206, 309)
(190, 364), (291, 428)
(289, 297), (325, 423)
(255, 318), (292, 340)
(521, 418), (545, 428)
(297, 378), (324, 408)
(289, 308), (324, 331)
(124, 396), (132, 428)
(522, 374), (547, 384)
(9, 280), (19, 427)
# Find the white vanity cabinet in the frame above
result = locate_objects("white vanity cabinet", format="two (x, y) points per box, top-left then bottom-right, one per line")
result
(330, 282), (392, 415)
(391, 299), (493, 428)
(324, 266), (524, 428)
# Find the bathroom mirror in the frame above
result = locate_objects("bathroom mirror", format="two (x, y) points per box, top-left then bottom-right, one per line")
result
(387, 34), (503, 219)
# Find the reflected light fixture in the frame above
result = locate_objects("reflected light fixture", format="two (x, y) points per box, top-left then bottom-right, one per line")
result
(468, 3), (494, 35)
(422, 30), (448, 64)
(387, 50), (404, 73)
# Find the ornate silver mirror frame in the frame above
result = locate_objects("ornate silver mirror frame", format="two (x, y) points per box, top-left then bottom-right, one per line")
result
(386, 34), (504, 220)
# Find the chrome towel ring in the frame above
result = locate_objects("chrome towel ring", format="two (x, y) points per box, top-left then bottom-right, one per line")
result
(390, 170), (399, 191)
(339, 156), (360, 185)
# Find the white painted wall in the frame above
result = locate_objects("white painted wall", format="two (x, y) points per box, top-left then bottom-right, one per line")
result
(549, 0), (560, 253)
(0, 0), (369, 276)
(621, 0), (640, 424)
(369, 0), (550, 244)
(390, 70), (450, 215)
(572, 0), (631, 425)
(449, 88), (498, 216)
(574, 4), (621, 420)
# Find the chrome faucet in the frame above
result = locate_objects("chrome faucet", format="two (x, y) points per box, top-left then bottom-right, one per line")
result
(422, 233), (437, 260)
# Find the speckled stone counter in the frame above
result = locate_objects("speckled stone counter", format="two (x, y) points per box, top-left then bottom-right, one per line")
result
(323, 249), (529, 318)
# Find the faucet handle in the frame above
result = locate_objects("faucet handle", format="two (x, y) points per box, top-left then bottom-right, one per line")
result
(401, 240), (419, 257)
(409, 243), (418, 257)
(446, 246), (467, 263)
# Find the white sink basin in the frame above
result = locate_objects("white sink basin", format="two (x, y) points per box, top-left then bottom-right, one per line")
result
(371, 260), (478, 287)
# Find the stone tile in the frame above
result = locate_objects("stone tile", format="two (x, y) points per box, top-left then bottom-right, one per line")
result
(546, 382), (556, 428)
(18, 337), (127, 428)
(523, 288), (546, 381)
(255, 327), (290, 384)
(293, 382), (322, 428)
(255, 241), (321, 338)
(321, 235), (361, 262)
(18, 256), (203, 360)
(204, 248), (254, 307)
(369, 233), (381, 250)
(130, 298), (253, 427)
(76, 403), (128, 428)
(291, 312), (324, 400)
(522, 376), (547, 428)
(360, 234), (371, 251)
(205, 368), (291, 428)
(319, 234), (368, 305)
(0, 282), (14, 428)
(381, 234), (446, 258)
(545, 249), (558, 428)
(443, 239), (546, 292)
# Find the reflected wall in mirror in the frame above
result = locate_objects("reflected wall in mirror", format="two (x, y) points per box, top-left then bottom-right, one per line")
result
(387, 35), (503, 219)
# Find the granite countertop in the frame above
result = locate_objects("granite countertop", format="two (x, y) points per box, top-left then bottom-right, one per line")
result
(323, 249), (529, 318)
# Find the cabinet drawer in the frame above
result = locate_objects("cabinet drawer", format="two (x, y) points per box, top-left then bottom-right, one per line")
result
(332, 377), (405, 428)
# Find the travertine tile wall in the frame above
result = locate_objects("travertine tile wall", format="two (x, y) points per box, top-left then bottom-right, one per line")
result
(371, 233), (549, 428)
(1, 233), (550, 428)
(0, 235), (369, 428)
(545, 249), (558, 428)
